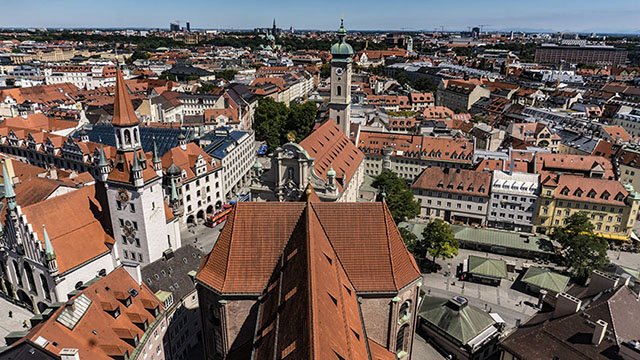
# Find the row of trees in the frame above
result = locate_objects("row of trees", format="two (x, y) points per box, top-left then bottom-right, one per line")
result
(254, 98), (318, 150)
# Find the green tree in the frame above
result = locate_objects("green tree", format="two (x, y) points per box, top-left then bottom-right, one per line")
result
(254, 98), (318, 149)
(420, 219), (459, 263)
(373, 170), (420, 223)
(320, 63), (331, 79)
(215, 69), (238, 82)
(552, 212), (609, 284)
(254, 98), (289, 150)
(126, 50), (150, 64)
(399, 227), (419, 256)
(286, 101), (317, 142)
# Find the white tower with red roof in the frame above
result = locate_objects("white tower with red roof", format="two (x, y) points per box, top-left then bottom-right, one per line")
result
(102, 69), (181, 265)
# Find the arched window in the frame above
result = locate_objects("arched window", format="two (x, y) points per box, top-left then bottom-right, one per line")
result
(13, 261), (22, 287)
(23, 262), (37, 295)
(123, 129), (132, 146)
(337, 86), (342, 96)
(116, 130), (122, 148)
(399, 301), (411, 320)
(40, 274), (51, 301)
(396, 324), (410, 353)
(133, 128), (139, 145)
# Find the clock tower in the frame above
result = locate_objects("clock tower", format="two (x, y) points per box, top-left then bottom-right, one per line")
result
(329, 19), (354, 137)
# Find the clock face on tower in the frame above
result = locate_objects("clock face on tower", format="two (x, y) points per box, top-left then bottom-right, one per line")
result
(334, 67), (344, 76)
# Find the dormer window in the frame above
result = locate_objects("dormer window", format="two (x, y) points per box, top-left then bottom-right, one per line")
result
(601, 191), (610, 200)
(587, 190), (597, 198)
(574, 189), (583, 197)
(560, 187), (570, 196)
(615, 193), (625, 201)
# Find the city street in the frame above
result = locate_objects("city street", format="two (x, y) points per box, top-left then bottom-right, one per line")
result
(422, 248), (541, 329)
(180, 221), (225, 254)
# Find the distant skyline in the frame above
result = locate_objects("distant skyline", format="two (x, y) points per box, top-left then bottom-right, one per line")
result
(5, 0), (640, 34)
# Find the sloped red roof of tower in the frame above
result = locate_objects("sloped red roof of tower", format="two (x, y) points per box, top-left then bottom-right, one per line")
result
(112, 69), (140, 127)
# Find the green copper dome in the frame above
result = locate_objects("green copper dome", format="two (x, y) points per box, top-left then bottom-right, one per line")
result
(331, 19), (353, 57)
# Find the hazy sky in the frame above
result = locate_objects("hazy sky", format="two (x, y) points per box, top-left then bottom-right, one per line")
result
(4, 0), (640, 33)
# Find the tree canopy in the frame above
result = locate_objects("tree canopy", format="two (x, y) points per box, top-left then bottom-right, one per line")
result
(253, 98), (318, 150)
(420, 219), (459, 262)
(552, 212), (609, 284)
(372, 170), (420, 223)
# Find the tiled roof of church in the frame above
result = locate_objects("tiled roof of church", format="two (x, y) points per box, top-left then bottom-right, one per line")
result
(299, 120), (364, 192)
(196, 202), (420, 295)
(252, 204), (370, 360)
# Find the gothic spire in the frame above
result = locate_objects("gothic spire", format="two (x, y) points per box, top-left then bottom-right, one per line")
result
(112, 68), (139, 127)
(43, 225), (55, 260)
(98, 143), (108, 167)
(3, 161), (16, 210)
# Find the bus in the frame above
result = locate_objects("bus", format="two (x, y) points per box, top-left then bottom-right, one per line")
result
(205, 204), (233, 227)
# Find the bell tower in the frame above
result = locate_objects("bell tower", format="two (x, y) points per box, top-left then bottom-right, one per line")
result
(329, 19), (354, 137)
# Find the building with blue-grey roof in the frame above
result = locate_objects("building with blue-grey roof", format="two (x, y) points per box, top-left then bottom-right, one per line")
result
(73, 124), (195, 157)
(200, 127), (255, 200)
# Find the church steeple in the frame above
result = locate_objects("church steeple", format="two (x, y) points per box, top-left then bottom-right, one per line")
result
(112, 68), (142, 152)
(329, 19), (354, 137)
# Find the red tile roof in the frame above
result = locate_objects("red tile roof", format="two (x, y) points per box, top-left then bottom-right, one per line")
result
(358, 131), (473, 164)
(20, 185), (114, 274)
(252, 205), (370, 360)
(111, 69), (139, 127)
(300, 121), (364, 191)
(196, 202), (420, 295)
(412, 167), (492, 197)
(22, 267), (162, 359)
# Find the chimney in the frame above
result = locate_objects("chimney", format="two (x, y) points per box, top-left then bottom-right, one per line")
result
(60, 348), (80, 360)
(587, 270), (619, 296)
(537, 289), (547, 309)
(592, 319), (608, 345)
(123, 262), (142, 286)
(553, 292), (581, 318)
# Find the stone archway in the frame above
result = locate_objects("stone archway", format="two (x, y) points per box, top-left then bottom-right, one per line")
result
(215, 201), (222, 210)
(197, 210), (205, 220)
(206, 205), (214, 215)
(37, 301), (48, 314)
(16, 289), (32, 309)
(187, 215), (195, 225)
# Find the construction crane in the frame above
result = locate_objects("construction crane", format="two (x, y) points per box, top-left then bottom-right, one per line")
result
(477, 24), (490, 34)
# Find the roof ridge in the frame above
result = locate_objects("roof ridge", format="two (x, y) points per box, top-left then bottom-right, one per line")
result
(220, 205), (238, 291)
(308, 204), (354, 360)
(381, 203), (399, 291)
(304, 205), (317, 359)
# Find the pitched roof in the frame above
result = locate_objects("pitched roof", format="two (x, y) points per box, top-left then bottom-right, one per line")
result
(419, 296), (496, 345)
(111, 69), (139, 127)
(160, 143), (219, 182)
(196, 202), (420, 295)
(521, 267), (570, 294)
(20, 267), (162, 360)
(412, 167), (491, 197)
(252, 205), (370, 360)
(20, 185), (114, 274)
(299, 121), (364, 191)
(535, 153), (615, 179)
(500, 285), (640, 360)
(467, 255), (507, 279)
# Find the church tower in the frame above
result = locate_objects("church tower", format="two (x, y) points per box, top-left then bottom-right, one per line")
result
(102, 68), (180, 266)
(329, 19), (354, 137)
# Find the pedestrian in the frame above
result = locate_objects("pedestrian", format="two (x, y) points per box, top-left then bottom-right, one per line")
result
(22, 320), (27, 328)
(8, 310), (12, 318)
(195, 237), (198, 243)
(519, 300), (523, 306)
